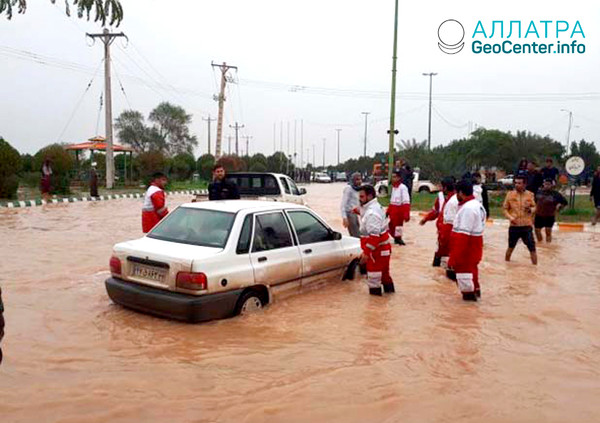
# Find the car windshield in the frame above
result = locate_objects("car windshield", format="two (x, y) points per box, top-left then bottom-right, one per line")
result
(148, 207), (235, 248)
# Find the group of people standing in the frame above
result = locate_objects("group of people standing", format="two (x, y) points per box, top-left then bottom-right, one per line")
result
(339, 157), (593, 302)
(342, 171), (486, 301)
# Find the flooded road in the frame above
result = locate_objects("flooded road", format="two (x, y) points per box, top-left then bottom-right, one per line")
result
(1, 183), (600, 422)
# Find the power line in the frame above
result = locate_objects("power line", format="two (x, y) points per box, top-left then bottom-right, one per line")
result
(56, 59), (104, 143)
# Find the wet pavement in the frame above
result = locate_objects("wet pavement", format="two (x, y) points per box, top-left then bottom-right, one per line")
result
(1, 183), (599, 422)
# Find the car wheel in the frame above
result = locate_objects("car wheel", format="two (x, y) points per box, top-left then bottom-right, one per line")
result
(342, 259), (359, 281)
(236, 290), (264, 316)
(418, 186), (431, 193)
(378, 186), (388, 197)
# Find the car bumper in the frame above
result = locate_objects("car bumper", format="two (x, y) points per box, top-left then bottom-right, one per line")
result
(105, 277), (243, 323)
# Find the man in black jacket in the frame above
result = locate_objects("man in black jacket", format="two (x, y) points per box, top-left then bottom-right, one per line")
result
(208, 165), (241, 200)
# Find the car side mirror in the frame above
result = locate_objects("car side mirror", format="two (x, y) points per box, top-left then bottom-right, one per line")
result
(299, 188), (307, 195)
(332, 231), (342, 241)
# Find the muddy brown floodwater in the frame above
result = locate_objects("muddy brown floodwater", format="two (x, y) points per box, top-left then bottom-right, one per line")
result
(1, 183), (600, 422)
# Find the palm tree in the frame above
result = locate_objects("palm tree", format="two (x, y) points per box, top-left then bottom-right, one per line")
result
(1, 0), (123, 26)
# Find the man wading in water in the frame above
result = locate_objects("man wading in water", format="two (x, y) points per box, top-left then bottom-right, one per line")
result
(141, 172), (169, 233)
(355, 185), (395, 296)
(534, 178), (567, 243)
(340, 172), (362, 238)
(503, 175), (537, 264)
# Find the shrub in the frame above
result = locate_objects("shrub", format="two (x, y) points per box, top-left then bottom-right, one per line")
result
(196, 154), (215, 180)
(0, 138), (21, 199)
(33, 144), (74, 194)
(169, 153), (196, 181)
(135, 151), (167, 185)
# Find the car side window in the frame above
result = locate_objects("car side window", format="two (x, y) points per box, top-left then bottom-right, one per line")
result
(288, 211), (332, 245)
(287, 178), (300, 195)
(236, 214), (253, 254)
(279, 177), (291, 194)
(252, 212), (293, 252)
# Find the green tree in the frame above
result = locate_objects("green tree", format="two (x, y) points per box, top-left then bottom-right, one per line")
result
(248, 153), (268, 172)
(168, 152), (196, 181)
(0, 137), (21, 199)
(1, 0), (123, 26)
(33, 144), (74, 194)
(135, 151), (166, 184)
(20, 153), (34, 172)
(196, 154), (215, 180)
(149, 102), (198, 156)
(570, 139), (600, 171)
(115, 110), (154, 153)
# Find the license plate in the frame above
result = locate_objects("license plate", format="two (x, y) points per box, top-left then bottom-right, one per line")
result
(132, 265), (166, 283)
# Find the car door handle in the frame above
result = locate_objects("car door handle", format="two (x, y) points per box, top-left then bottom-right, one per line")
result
(303, 249), (312, 254)
(258, 256), (267, 262)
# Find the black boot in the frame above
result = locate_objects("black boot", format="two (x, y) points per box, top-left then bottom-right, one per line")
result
(383, 283), (395, 293)
(432, 255), (441, 267)
(446, 270), (457, 281)
(462, 292), (477, 302)
(359, 263), (367, 275)
(369, 287), (383, 296)
(395, 237), (406, 246)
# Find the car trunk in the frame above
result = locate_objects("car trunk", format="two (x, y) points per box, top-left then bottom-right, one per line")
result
(113, 237), (222, 292)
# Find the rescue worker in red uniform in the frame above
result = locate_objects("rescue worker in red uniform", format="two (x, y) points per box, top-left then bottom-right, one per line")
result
(448, 180), (487, 301)
(387, 170), (411, 245)
(356, 185), (394, 296)
(419, 177), (456, 267)
(142, 172), (169, 233)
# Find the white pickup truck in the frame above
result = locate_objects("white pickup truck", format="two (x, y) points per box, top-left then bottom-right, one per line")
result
(375, 170), (439, 197)
(105, 200), (361, 322)
(196, 172), (308, 205)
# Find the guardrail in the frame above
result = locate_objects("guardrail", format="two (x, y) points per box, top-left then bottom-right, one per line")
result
(0, 190), (208, 208)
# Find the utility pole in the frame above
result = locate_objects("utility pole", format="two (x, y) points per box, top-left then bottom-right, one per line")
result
(86, 28), (126, 189)
(422, 72), (438, 150)
(300, 119), (304, 169)
(361, 112), (370, 157)
(273, 122), (276, 153)
(242, 136), (253, 156)
(202, 114), (216, 155)
(387, 0), (400, 184)
(322, 138), (326, 168)
(227, 135), (233, 155)
(561, 109), (573, 154)
(229, 122), (244, 156)
(313, 144), (316, 168)
(335, 129), (342, 165)
(287, 121), (290, 155)
(211, 61), (237, 158)
(294, 120), (297, 166)
(279, 121), (283, 152)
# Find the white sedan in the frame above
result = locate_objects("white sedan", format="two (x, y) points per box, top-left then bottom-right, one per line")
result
(106, 201), (361, 322)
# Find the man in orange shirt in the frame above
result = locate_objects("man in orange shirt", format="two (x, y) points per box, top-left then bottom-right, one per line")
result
(503, 176), (537, 265)
(142, 172), (169, 233)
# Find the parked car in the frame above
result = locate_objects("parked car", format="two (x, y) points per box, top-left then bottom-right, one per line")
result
(335, 172), (348, 182)
(314, 172), (332, 183)
(105, 201), (361, 323)
(498, 174), (514, 187)
(195, 172), (308, 205)
(375, 171), (439, 197)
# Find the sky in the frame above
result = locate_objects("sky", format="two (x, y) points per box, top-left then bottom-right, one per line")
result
(0, 0), (599, 167)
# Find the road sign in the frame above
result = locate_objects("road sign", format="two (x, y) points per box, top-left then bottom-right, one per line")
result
(565, 156), (585, 176)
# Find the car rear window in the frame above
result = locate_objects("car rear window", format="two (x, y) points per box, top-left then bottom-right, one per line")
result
(226, 174), (280, 196)
(148, 207), (235, 248)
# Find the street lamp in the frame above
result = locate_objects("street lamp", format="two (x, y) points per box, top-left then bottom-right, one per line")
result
(422, 72), (438, 150)
(560, 109), (573, 155)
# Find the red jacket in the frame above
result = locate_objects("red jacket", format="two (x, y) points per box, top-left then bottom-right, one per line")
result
(142, 184), (169, 233)
(448, 196), (486, 270)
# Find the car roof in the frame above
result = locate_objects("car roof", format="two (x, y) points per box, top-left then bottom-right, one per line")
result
(228, 172), (289, 178)
(179, 200), (307, 214)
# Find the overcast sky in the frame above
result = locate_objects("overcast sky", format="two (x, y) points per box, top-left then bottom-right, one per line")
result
(1, 0), (598, 166)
